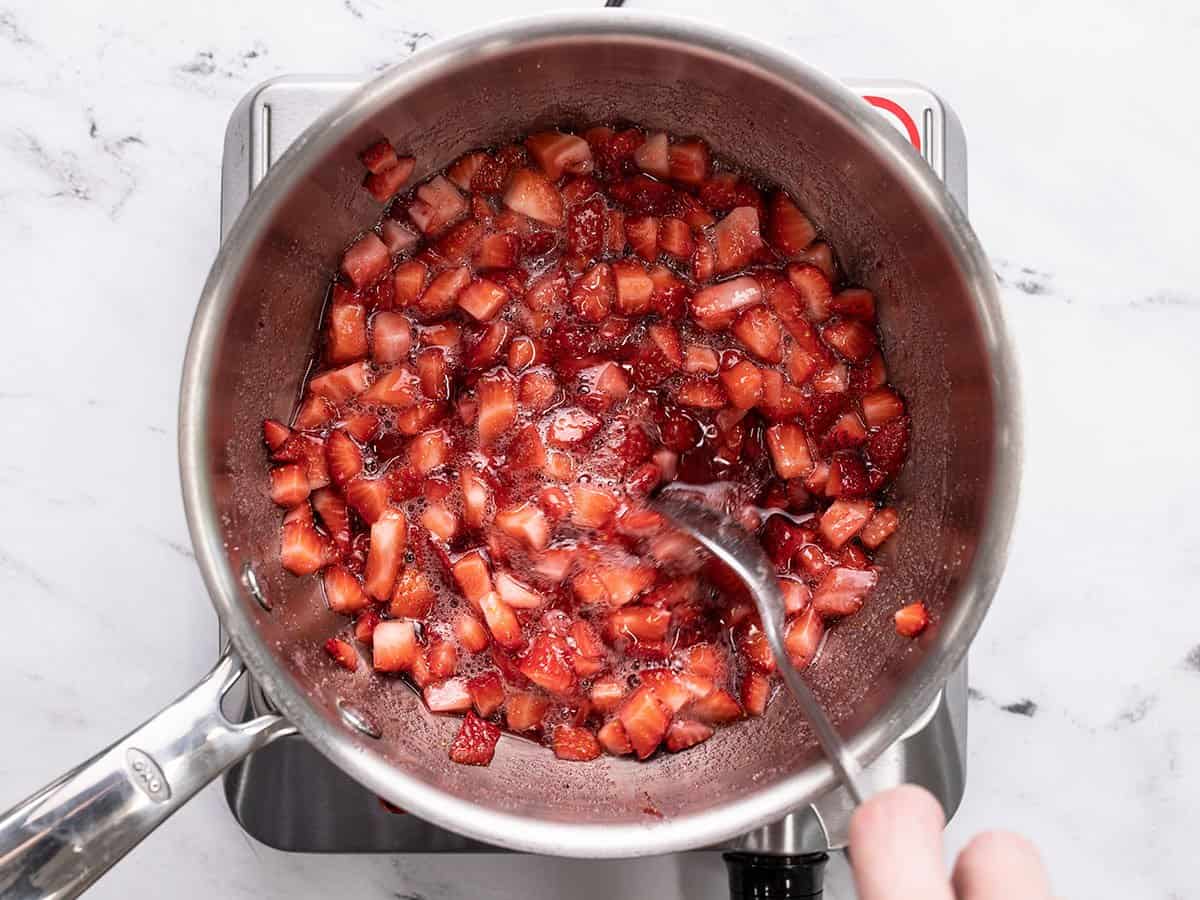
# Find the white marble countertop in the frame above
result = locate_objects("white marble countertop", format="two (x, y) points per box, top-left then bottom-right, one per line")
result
(1, 1), (1196, 897)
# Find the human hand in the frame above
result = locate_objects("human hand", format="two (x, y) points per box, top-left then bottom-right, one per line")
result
(848, 785), (1053, 899)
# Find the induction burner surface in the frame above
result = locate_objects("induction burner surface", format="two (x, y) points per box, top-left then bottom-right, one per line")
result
(218, 75), (969, 859)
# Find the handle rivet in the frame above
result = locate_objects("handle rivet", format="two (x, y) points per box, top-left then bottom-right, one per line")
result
(337, 700), (382, 739)
(241, 564), (271, 611)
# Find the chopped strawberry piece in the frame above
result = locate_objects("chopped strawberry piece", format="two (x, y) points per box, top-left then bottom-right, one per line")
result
(425, 638), (458, 681)
(340, 233), (390, 290)
(565, 194), (607, 264)
(553, 724), (602, 761)
(421, 502), (458, 543)
(476, 372), (517, 446)
(495, 571), (544, 609)
(826, 451), (870, 498)
(519, 633), (576, 695)
(458, 468), (492, 530)
(340, 477), (386, 524)
(479, 591), (523, 649)
(504, 691), (550, 732)
(619, 687), (671, 759)
(415, 266), (471, 318)
(597, 565), (656, 607)
(323, 564), (370, 614)
(494, 502), (550, 551)
(731, 305), (783, 363)
(570, 262), (615, 322)
(281, 504), (332, 575)
(447, 150), (487, 190)
(821, 411), (868, 454)
(309, 361), (370, 404)
(784, 607), (824, 668)
(455, 614), (490, 653)
(665, 719), (714, 752)
(360, 139), (399, 174)
(786, 263), (833, 322)
(392, 260), (429, 307)
(633, 132), (670, 177)
(625, 215), (659, 261)
(579, 361), (631, 410)
(526, 131), (594, 180)
(713, 207), (764, 274)
(546, 406), (602, 448)
(691, 276), (762, 330)
(860, 507), (899, 549)
(822, 319), (877, 363)
(415, 347), (449, 399)
(467, 671), (506, 717)
(895, 602), (930, 638)
(390, 568), (435, 618)
(354, 609), (380, 643)
(364, 508), (407, 600)
(425, 677), (473, 713)
(518, 367), (560, 412)
(612, 259), (654, 315)
(657, 216), (694, 259)
(683, 344), (720, 375)
(365, 158), (415, 201)
(812, 566), (879, 617)
(451, 550), (493, 606)
(324, 430), (362, 486)
(341, 411), (380, 443)
(327, 303), (368, 365)
(373, 620), (419, 672)
(362, 365), (418, 407)
(818, 499), (873, 549)
(449, 710), (502, 766)
(830, 287), (876, 321)
(766, 423), (813, 479)
(688, 688), (742, 724)
(263, 418), (292, 451)
(570, 484), (618, 528)
(474, 231), (520, 271)
(861, 387), (905, 427)
(738, 625), (776, 673)
(719, 359), (764, 410)
(434, 218), (486, 263)
(324, 637), (359, 671)
(269, 464), (311, 507)
(503, 168), (563, 227)
(456, 278), (510, 322)
(864, 416), (910, 488)
(668, 139), (709, 185)
(767, 192), (817, 257)
(740, 671), (771, 716)
(605, 607), (671, 643)
(407, 429), (448, 475)
(408, 176), (467, 236)
(311, 486), (351, 553)
(675, 378), (727, 409)
(597, 719), (633, 755)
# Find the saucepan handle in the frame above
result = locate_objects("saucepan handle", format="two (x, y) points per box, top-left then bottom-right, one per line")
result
(0, 648), (294, 899)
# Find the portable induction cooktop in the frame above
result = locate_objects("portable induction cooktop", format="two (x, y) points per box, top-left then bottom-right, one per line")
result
(217, 74), (970, 890)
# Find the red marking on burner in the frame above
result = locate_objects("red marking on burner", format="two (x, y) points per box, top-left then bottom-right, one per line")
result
(862, 96), (921, 152)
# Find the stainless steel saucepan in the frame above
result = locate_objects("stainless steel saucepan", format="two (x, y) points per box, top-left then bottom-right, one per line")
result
(0, 11), (1020, 898)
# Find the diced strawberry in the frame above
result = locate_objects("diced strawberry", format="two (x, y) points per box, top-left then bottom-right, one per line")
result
(608, 174), (675, 215)
(786, 263), (833, 322)
(563, 263), (613, 324)
(561, 174), (604, 206)
(841, 542), (871, 569)
(519, 633), (576, 695)
(448, 150), (488, 190)
(373, 619), (419, 672)
(364, 507), (406, 600)
(526, 131), (594, 180)
(625, 215), (659, 261)
(812, 566), (879, 617)
(688, 688), (742, 724)
(860, 507), (899, 550)
(553, 724), (601, 761)
(263, 418), (292, 452)
(476, 372), (517, 446)
(324, 637), (359, 671)
(390, 567), (435, 618)
(362, 365), (418, 407)
(826, 451), (870, 499)
(675, 378), (727, 409)
(425, 677), (473, 713)
(633, 131), (670, 177)
(494, 502), (551, 551)
(353, 609), (380, 644)
(425, 638), (458, 681)
(767, 192), (817, 257)
(405, 429), (446, 476)
(491, 571), (542, 610)
(580, 361), (631, 411)
(830, 288), (876, 321)
(822, 410), (869, 453)
(340, 233), (390, 290)
(341, 412), (380, 444)
(681, 345), (719, 376)
(451, 550), (493, 606)
(717, 359), (762, 410)
(605, 607), (671, 643)
(449, 710), (502, 766)
(408, 176), (467, 236)
(818, 499), (873, 549)
(730, 305), (784, 363)
(454, 278), (509, 322)
(504, 691), (550, 732)
(323, 564), (370, 614)
(503, 168), (563, 227)
(456, 468), (492, 530)
(611, 258), (654, 314)
(309, 361), (370, 404)
(421, 502), (458, 543)
(673, 194), (716, 232)
(474, 231), (520, 271)
(668, 139), (709, 185)
(326, 303), (368, 365)
(455, 613), (490, 653)
(691, 276), (762, 330)
(765, 422), (813, 478)
(433, 217), (486, 263)
(310, 487), (351, 554)
(861, 387), (905, 427)
(665, 720), (714, 752)
(360, 139), (399, 174)
(895, 602), (930, 638)
(415, 266), (471, 318)
(564, 194), (606, 264)
(596, 565), (656, 607)
(597, 719), (633, 755)
(569, 484), (617, 529)
(474, 591), (520, 650)
(337, 475), (384, 523)
(690, 238), (716, 282)
(619, 687), (671, 759)
(280, 504), (332, 575)
(738, 624), (776, 673)
(713, 207), (763, 275)
(740, 671), (771, 716)
(784, 607), (824, 668)
(518, 367), (560, 413)
(466, 670), (506, 717)
(864, 416), (910, 488)
(415, 347), (448, 400)
(392, 260), (429, 307)
(822, 319), (876, 363)
(364, 158), (415, 201)
(322, 430), (360, 486)
(269, 464), (311, 507)
(652, 217), (691, 261)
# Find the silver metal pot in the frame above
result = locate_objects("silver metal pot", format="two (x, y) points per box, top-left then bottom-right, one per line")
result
(0, 11), (1020, 898)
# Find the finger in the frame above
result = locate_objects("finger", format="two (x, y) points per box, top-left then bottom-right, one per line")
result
(951, 830), (1053, 900)
(848, 784), (956, 900)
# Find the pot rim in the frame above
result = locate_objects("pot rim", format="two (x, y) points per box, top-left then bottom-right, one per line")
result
(179, 8), (1020, 857)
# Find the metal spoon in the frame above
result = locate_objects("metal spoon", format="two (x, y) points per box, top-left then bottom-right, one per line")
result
(651, 493), (867, 806)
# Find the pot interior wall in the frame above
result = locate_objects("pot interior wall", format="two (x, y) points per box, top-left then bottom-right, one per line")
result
(202, 32), (997, 829)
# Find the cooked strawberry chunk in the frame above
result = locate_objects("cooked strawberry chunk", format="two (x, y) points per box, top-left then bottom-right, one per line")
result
(364, 508), (407, 600)
(457, 278), (510, 322)
(416, 266), (471, 318)
(633, 132), (669, 177)
(546, 407), (601, 448)
(475, 372), (517, 446)
(819, 499), (873, 549)
(812, 566), (879, 617)
(309, 361), (370, 404)
(281, 504), (332, 575)
(668, 139), (709, 185)
(392, 260), (428, 306)
(526, 131), (594, 180)
(519, 633), (576, 695)
(719, 359), (763, 410)
(826, 451), (870, 498)
(341, 233), (390, 289)
(459, 468), (492, 529)
(380, 219), (419, 256)
(365, 158), (415, 201)
(360, 139), (399, 174)
(861, 387), (905, 427)
(570, 484), (618, 528)
(449, 710), (502, 765)
(342, 477), (388, 524)
(619, 687), (671, 759)
(269, 464), (311, 507)
(373, 620), (419, 672)
(859, 507), (899, 549)
(467, 671), (506, 717)
(494, 502), (550, 551)
(327, 303), (368, 365)
(894, 602), (930, 637)
(596, 565), (656, 607)
(688, 688), (742, 724)
(421, 502), (458, 542)
(605, 606), (671, 643)
(455, 614), (490, 653)
(425, 677), (473, 713)
(495, 571), (544, 609)
(740, 671), (771, 716)
(408, 429), (448, 475)
(553, 724), (602, 761)
(504, 691), (550, 732)
(765, 423), (813, 479)
(597, 719), (633, 755)
(480, 592), (523, 649)
(767, 192), (817, 256)
(675, 378), (727, 409)
(612, 259), (654, 314)
(263, 418), (292, 451)
(691, 276), (762, 330)
(390, 568), (435, 618)
(625, 215), (659, 261)
(784, 607), (824, 668)
(666, 720), (714, 752)
(323, 565), (370, 614)
(713, 207), (763, 274)
(787, 263), (833, 322)
(503, 168), (563, 227)
(408, 176), (467, 235)
(731, 306), (784, 363)
(324, 637), (359, 671)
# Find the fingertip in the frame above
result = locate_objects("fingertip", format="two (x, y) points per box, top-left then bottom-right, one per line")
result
(953, 829), (1052, 897)
(850, 784), (946, 845)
